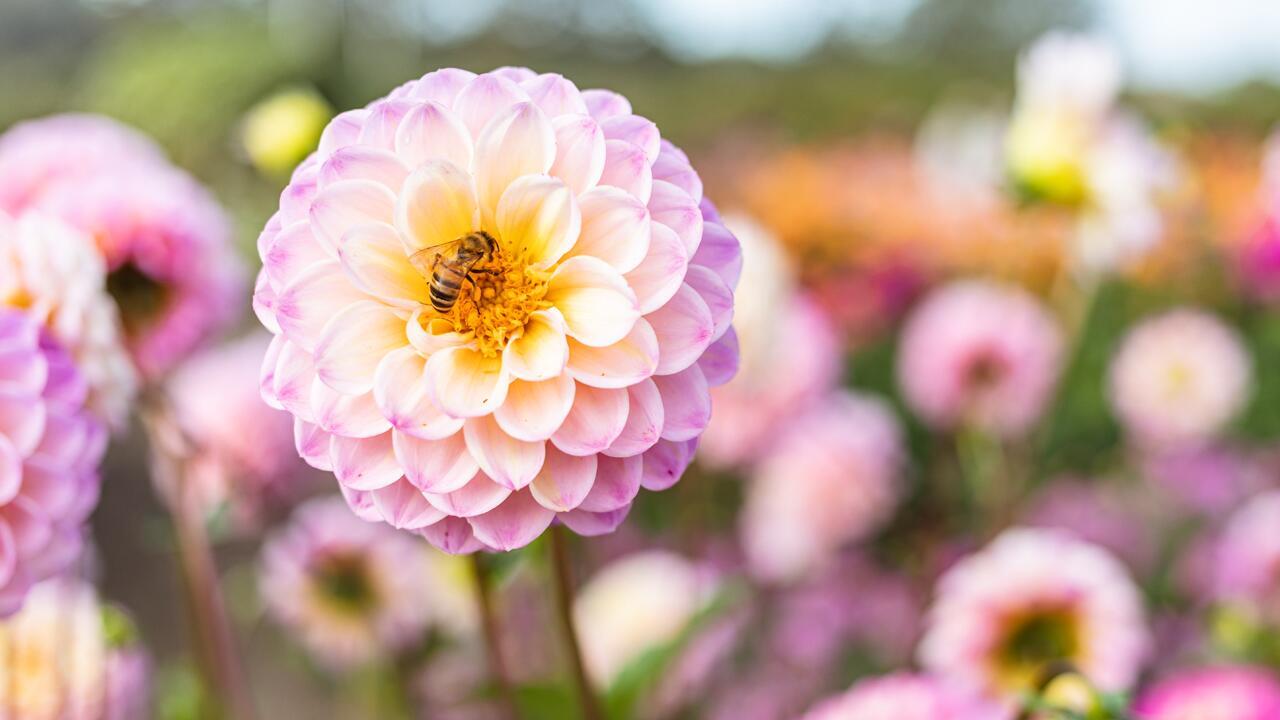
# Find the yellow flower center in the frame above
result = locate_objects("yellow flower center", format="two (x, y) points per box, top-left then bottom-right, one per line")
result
(446, 243), (551, 358)
(991, 605), (1083, 692)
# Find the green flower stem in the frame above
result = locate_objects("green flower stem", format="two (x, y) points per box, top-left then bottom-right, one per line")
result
(549, 526), (604, 720)
(470, 554), (520, 719)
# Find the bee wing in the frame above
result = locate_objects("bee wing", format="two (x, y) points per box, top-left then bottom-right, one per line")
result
(408, 238), (461, 277)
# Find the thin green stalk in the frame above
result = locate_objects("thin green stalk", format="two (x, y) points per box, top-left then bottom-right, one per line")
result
(548, 527), (603, 720)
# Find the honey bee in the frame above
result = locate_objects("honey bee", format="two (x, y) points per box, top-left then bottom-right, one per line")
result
(409, 231), (499, 313)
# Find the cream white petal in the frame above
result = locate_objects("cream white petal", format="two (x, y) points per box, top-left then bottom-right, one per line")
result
(522, 73), (589, 117)
(566, 317), (658, 389)
(314, 301), (409, 396)
(452, 73), (531, 140)
(529, 445), (597, 512)
(374, 347), (464, 440)
(474, 102), (557, 221)
(495, 174), (581, 268)
(603, 379), (664, 458)
(310, 379), (391, 439)
(551, 115), (606, 195)
(493, 374), (576, 442)
(394, 160), (480, 254)
(468, 491), (555, 551)
(625, 224), (688, 315)
(648, 283), (714, 376)
(394, 101), (474, 172)
(501, 308), (569, 382)
(550, 384), (628, 456)
(601, 115), (660, 164)
(648, 180), (703, 257)
(598, 139), (653, 204)
(393, 429), (478, 494)
(337, 222), (430, 307)
(318, 145), (409, 193)
(264, 220), (332, 291)
(309, 179), (397, 251)
(546, 256), (640, 348)
(424, 471), (511, 518)
(276, 261), (371, 352)
(567, 187), (650, 274)
(371, 479), (446, 530)
(329, 432), (402, 491)
(463, 415), (546, 490)
(425, 345), (509, 418)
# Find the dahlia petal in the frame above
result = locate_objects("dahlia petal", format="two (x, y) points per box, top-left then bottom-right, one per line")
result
(598, 139), (653, 204)
(265, 220), (331, 291)
(577, 454), (642, 513)
(271, 339), (317, 421)
(522, 73), (589, 117)
(684, 265), (734, 343)
(32, 410), (94, 468)
(603, 378), (664, 458)
(468, 491), (555, 551)
(426, 345), (509, 418)
(405, 68), (477, 106)
(502, 308), (569, 382)
(691, 221), (743, 289)
(18, 458), (76, 516)
(464, 415), (545, 490)
(318, 109), (366, 156)
(0, 390), (45, 457)
(491, 66), (538, 83)
(393, 430), (479, 494)
(654, 365), (711, 441)
(582, 89), (632, 120)
(474, 103), (556, 220)
(0, 435), (20, 504)
(407, 311), (471, 356)
(5, 497), (51, 558)
(558, 505), (632, 536)
(650, 283), (714, 376)
(550, 384), (628, 456)
(280, 176), (318, 225)
(653, 143), (704, 203)
(309, 179), (396, 251)
(337, 483), (382, 523)
(494, 375), (576, 442)
(330, 432), (402, 491)
(374, 347), (464, 440)
(417, 515), (487, 554)
(601, 115), (660, 164)
(395, 160), (480, 254)
(452, 74), (531, 140)
(371, 479), (445, 530)
(319, 145), (409, 192)
(293, 419), (333, 471)
(0, 523), (16, 587)
(625, 223), (688, 314)
(311, 380), (391, 438)
(551, 115), (606, 195)
(566, 317), (659, 389)
(495, 174), (581, 268)
(337, 222), (429, 307)
(640, 439), (697, 491)
(253, 272), (281, 335)
(529, 446), (597, 512)
(697, 327), (740, 387)
(276, 261), (371, 352)
(649, 180), (703, 257)
(424, 471), (511, 518)
(568, 186), (650, 274)
(546, 256), (640, 348)
(357, 99), (416, 151)
(314, 301), (409, 395)
(394, 101), (474, 172)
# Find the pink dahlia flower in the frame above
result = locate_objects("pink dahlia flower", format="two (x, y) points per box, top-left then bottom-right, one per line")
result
(897, 280), (1064, 438)
(254, 67), (740, 552)
(739, 391), (903, 583)
(259, 496), (436, 669)
(169, 332), (312, 530)
(1133, 666), (1280, 720)
(0, 211), (136, 427)
(700, 215), (838, 468)
(1108, 309), (1251, 448)
(919, 527), (1149, 701)
(1213, 491), (1280, 617)
(0, 308), (106, 616)
(1236, 215), (1280, 304)
(802, 673), (1008, 720)
(0, 114), (245, 378)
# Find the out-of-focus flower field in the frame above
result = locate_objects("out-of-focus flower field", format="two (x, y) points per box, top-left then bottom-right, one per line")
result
(3, 1), (1280, 718)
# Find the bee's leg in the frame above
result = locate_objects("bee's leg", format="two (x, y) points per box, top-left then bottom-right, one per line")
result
(470, 267), (501, 276)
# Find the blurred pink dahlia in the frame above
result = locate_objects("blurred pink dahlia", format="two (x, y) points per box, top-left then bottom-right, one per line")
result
(1213, 490), (1280, 617)
(0, 211), (136, 427)
(898, 280), (1064, 438)
(259, 496), (435, 669)
(254, 67), (740, 552)
(169, 332), (312, 530)
(1133, 666), (1280, 720)
(1108, 309), (1251, 448)
(919, 527), (1149, 701)
(0, 114), (245, 378)
(0, 308), (106, 616)
(739, 391), (903, 583)
(803, 673), (1008, 720)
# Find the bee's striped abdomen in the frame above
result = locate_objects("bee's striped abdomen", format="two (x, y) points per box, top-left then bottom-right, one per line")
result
(430, 262), (468, 312)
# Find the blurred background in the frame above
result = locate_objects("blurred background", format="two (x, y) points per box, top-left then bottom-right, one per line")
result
(4, 0), (1280, 718)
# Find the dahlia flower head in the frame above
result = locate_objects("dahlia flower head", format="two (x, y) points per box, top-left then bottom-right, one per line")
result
(254, 67), (741, 552)
(0, 211), (136, 428)
(0, 113), (245, 378)
(897, 280), (1064, 438)
(573, 550), (717, 689)
(1108, 309), (1252, 448)
(919, 527), (1150, 702)
(740, 391), (903, 583)
(699, 215), (838, 468)
(802, 673), (1008, 720)
(1133, 666), (1280, 720)
(0, 308), (106, 616)
(259, 496), (438, 669)
(169, 332), (310, 530)
(1213, 491), (1280, 616)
